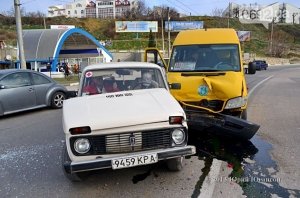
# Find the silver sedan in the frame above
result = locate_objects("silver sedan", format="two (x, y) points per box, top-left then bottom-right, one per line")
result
(0, 69), (68, 116)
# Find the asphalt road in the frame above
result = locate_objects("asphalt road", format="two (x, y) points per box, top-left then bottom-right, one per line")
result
(1, 65), (300, 198)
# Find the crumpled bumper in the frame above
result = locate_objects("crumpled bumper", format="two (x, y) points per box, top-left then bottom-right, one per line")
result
(186, 110), (260, 140)
(64, 146), (196, 173)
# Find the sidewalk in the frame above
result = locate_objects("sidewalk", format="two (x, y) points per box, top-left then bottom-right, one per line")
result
(65, 83), (79, 91)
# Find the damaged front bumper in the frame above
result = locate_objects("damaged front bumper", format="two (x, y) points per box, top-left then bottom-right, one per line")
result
(186, 110), (260, 140)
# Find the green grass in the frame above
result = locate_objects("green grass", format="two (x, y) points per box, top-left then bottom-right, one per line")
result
(52, 76), (80, 86)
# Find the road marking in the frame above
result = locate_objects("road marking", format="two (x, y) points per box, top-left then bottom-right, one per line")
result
(198, 159), (222, 198)
(198, 75), (274, 198)
(248, 76), (274, 97)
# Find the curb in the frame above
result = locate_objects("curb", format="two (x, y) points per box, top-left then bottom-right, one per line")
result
(69, 82), (79, 86)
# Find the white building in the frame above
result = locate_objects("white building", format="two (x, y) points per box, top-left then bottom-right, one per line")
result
(284, 3), (300, 24)
(224, 2), (300, 24)
(48, 5), (66, 17)
(96, 0), (137, 19)
(96, 0), (115, 19)
(48, 0), (138, 19)
(48, 0), (89, 18)
(86, 1), (97, 18)
(65, 0), (89, 18)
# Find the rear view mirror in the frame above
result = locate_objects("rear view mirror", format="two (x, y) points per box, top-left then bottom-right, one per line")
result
(144, 48), (167, 69)
(116, 69), (131, 75)
(157, 62), (164, 67)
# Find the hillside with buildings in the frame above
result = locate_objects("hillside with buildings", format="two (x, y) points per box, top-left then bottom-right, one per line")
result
(0, 0), (300, 64)
(1, 16), (300, 62)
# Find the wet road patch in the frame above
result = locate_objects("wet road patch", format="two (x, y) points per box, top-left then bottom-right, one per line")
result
(188, 130), (300, 197)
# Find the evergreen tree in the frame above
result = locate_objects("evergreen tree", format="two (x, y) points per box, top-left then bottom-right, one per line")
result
(148, 29), (156, 47)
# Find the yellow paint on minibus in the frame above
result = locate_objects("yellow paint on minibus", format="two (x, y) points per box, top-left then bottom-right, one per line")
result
(167, 28), (247, 113)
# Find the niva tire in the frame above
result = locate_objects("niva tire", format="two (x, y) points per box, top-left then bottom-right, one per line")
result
(61, 145), (89, 182)
(167, 157), (183, 171)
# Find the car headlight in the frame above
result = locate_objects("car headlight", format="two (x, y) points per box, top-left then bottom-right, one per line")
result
(225, 97), (247, 109)
(172, 129), (185, 145)
(74, 138), (91, 154)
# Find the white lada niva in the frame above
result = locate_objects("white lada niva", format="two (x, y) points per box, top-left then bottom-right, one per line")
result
(62, 62), (196, 181)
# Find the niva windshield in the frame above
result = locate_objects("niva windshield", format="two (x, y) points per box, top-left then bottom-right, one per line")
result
(169, 44), (241, 72)
(81, 68), (166, 96)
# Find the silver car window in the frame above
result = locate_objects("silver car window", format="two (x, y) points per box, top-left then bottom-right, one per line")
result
(0, 72), (31, 88)
(31, 73), (51, 85)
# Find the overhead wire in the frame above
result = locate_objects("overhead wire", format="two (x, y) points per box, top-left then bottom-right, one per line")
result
(163, 0), (230, 16)
(163, 0), (194, 15)
(53, 0), (74, 4)
(171, 0), (201, 15)
(20, 0), (37, 5)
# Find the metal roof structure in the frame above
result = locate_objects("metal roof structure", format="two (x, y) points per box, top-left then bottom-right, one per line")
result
(22, 28), (113, 71)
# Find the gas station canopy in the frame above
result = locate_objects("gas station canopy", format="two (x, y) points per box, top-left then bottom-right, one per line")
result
(22, 28), (112, 71)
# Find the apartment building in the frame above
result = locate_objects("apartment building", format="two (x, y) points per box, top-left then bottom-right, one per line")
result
(96, 0), (114, 19)
(48, 0), (138, 19)
(86, 1), (97, 18)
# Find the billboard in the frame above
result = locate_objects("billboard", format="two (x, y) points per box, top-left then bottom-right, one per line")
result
(237, 31), (251, 42)
(165, 21), (203, 32)
(50, 25), (75, 29)
(115, 21), (158, 32)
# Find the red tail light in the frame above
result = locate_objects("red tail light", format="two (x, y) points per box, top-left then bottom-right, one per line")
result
(69, 126), (91, 135)
(169, 116), (184, 125)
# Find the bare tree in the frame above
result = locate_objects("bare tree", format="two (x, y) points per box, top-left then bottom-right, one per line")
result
(271, 30), (292, 57)
(211, 7), (224, 17)
(155, 5), (179, 20)
(278, 3), (286, 23)
(232, 7), (240, 18)
(25, 11), (46, 18)
(168, 7), (180, 19)
(123, 0), (148, 19)
(4, 6), (26, 17)
(123, 2), (179, 21)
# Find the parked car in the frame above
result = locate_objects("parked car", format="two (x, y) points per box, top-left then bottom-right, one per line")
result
(253, 60), (268, 70)
(0, 69), (68, 116)
(62, 62), (196, 181)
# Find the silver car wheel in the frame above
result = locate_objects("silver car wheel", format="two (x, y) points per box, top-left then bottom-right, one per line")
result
(51, 92), (65, 109)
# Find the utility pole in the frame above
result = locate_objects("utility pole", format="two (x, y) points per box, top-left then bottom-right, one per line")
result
(269, 17), (276, 55)
(167, 7), (171, 58)
(14, 0), (26, 69)
(43, 17), (46, 29)
(228, 2), (232, 28)
(160, 8), (165, 57)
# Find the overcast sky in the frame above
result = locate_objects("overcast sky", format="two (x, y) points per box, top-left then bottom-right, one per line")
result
(0, 0), (299, 16)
